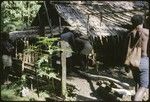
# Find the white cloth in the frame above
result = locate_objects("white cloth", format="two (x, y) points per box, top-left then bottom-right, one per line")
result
(2, 55), (12, 68)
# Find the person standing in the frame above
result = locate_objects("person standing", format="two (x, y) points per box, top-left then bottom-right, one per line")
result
(1, 32), (14, 84)
(125, 15), (149, 101)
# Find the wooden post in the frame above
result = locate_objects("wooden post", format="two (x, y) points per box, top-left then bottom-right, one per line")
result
(87, 14), (90, 36)
(27, 1), (29, 28)
(86, 14), (90, 70)
(60, 40), (67, 98)
(59, 16), (62, 33)
(15, 39), (18, 58)
(22, 52), (25, 72)
(144, 8), (146, 22)
(38, 11), (45, 36)
(100, 12), (102, 26)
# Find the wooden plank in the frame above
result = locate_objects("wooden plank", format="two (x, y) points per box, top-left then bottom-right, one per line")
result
(60, 40), (67, 98)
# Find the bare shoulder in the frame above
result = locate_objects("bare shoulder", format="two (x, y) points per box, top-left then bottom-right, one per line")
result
(142, 28), (149, 36)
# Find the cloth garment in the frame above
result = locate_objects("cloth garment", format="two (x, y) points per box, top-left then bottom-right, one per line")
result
(131, 56), (149, 88)
(2, 55), (12, 68)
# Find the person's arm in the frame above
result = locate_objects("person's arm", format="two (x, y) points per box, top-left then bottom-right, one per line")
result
(0, 42), (4, 56)
(74, 37), (84, 53)
(146, 29), (149, 57)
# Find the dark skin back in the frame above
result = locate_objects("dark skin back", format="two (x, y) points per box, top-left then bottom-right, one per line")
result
(129, 27), (149, 57)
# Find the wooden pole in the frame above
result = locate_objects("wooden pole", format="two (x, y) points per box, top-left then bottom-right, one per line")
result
(59, 16), (62, 33)
(15, 39), (18, 58)
(38, 12), (45, 36)
(44, 1), (53, 36)
(27, 1), (29, 28)
(86, 14), (90, 70)
(87, 14), (90, 36)
(60, 40), (67, 98)
(100, 12), (102, 26)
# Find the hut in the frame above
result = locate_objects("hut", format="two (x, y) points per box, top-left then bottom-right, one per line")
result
(10, 1), (149, 66)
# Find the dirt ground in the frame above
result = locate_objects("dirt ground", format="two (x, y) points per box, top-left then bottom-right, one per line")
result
(67, 66), (149, 101)
(1, 65), (149, 101)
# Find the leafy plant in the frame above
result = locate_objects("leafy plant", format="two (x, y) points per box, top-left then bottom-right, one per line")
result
(1, 1), (41, 32)
(24, 37), (60, 79)
(23, 37), (76, 100)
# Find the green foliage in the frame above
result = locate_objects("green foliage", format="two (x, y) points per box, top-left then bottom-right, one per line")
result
(1, 82), (49, 101)
(1, 75), (28, 101)
(36, 37), (60, 79)
(1, 1), (41, 32)
(24, 37), (60, 79)
(1, 88), (26, 101)
(20, 74), (27, 87)
(23, 37), (75, 100)
(37, 37), (61, 54)
(36, 54), (56, 79)
(24, 45), (38, 53)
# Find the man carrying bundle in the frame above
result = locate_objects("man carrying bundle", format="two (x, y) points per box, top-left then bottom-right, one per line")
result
(124, 14), (149, 101)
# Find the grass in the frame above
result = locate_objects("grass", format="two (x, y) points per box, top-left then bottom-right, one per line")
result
(1, 83), (49, 101)
(1, 88), (28, 101)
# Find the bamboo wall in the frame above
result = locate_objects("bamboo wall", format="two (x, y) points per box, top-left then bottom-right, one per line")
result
(92, 33), (128, 66)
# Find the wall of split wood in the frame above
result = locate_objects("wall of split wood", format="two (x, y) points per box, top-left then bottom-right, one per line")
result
(13, 32), (128, 70)
(14, 37), (39, 72)
(92, 33), (128, 66)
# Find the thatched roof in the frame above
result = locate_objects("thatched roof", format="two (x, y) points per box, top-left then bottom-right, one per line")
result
(54, 1), (148, 37)
(10, 1), (149, 37)
(10, 1), (148, 39)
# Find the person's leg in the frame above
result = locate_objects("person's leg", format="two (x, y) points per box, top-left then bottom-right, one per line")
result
(4, 67), (10, 83)
(80, 55), (88, 71)
(3, 55), (12, 84)
(85, 55), (88, 70)
(134, 87), (147, 101)
(135, 83), (139, 93)
(2, 55), (7, 83)
(125, 66), (130, 73)
(134, 57), (149, 101)
(80, 54), (86, 71)
(2, 66), (6, 84)
(130, 67), (140, 100)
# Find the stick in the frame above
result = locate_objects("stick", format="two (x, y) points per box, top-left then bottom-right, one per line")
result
(77, 70), (130, 89)
(111, 88), (135, 96)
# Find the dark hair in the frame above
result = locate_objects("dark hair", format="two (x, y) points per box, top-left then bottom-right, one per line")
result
(62, 28), (70, 33)
(1, 32), (9, 40)
(131, 15), (144, 28)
